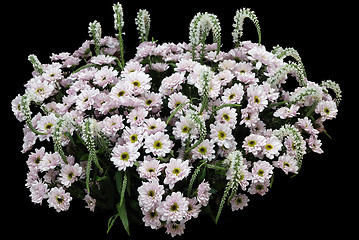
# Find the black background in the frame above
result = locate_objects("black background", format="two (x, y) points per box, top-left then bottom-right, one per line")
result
(5, 0), (353, 239)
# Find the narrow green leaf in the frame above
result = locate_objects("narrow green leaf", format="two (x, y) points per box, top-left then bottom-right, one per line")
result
(117, 201), (130, 236)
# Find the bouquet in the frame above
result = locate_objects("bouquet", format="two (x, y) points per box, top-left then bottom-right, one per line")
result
(11, 3), (342, 237)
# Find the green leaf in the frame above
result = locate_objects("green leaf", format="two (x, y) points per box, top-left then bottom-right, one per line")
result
(107, 214), (118, 234)
(117, 201), (130, 236)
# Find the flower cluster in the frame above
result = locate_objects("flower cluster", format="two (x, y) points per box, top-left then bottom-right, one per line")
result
(12, 3), (341, 237)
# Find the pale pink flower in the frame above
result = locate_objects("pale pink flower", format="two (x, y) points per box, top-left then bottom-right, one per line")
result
(240, 107), (260, 128)
(263, 136), (282, 159)
(89, 54), (116, 65)
(185, 198), (201, 220)
(192, 139), (215, 161)
(138, 180), (165, 212)
(242, 134), (266, 156)
(230, 193), (249, 211)
(144, 132), (173, 157)
(251, 160), (274, 183)
(213, 70), (234, 86)
(143, 118), (167, 136)
(273, 154), (299, 174)
(315, 100), (338, 121)
(197, 181), (211, 206)
(164, 158), (191, 189)
(137, 156), (165, 180)
(248, 179), (270, 196)
(38, 152), (61, 172)
(100, 115), (124, 138)
(109, 80), (134, 106)
(215, 107), (238, 129)
(127, 107), (148, 126)
(165, 221), (186, 237)
(59, 163), (83, 187)
(142, 208), (162, 230)
(273, 105), (300, 119)
(93, 66), (118, 87)
(296, 117), (319, 135)
(125, 71), (151, 95)
(36, 114), (57, 141)
(168, 92), (189, 111)
(157, 191), (189, 222)
(29, 180), (48, 204)
(210, 123), (235, 149)
(222, 83), (244, 104)
(47, 187), (72, 212)
(26, 147), (46, 171)
(83, 194), (96, 212)
(122, 126), (145, 148)
(173, 115), (198, 142)
(110, 143), (140, 171)
(306, 134), (324, 154)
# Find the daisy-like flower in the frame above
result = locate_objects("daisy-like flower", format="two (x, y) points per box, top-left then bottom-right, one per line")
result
(215, 107), (238, 129)
(230, 193), (249, 211)
(29, 180), (48, 204)
(47, 187), (72, 212)
(273, 105), (300, 119)
(164, 158), (191, 189)
(26, 147), (46, 171)
(122, 126), (145, 148)
(110, 143), (140, 171)
(296, 117), (319, 135)
(143, 118), (166, 136)
(197, 180), (211, 206)
(273, 154), (298, 175)
(210, 123), (235, 149)
(109, 80), (134, 106)
(42, 63), (63, 82)
(213, 69), (234, 86)
(127, 107), (148, 126)
(240, 107), (260, 128)
(306, 134), (324, 154)
(142, 208), (162, 230)
(192, 139), (215, 161)
(59, 163), (83, 187)
(165, 221), (186, 237)
(93, 66), (118, 88)
(222, 83), (244, 104)
(173, 115), (198, 142)
(159, 72), (186, 96)
(168, 92), (189, 111)
(138, 180), (165, 212)
(185, 198), (201, 220)
(246, 85), (268, 111)
(36, 114), (57, 141)
(251, 160), (274, 183)
(157, 191), (189, 222)
(26, 77), (55, 102)
(89, 54), (116, 65)
(248, 179), (270, 196)
(242, 134), (266, 156)
(124, 71), (151, 95)
(263, 136), (282, 159)
(76, 88), (100, 111)
(38, 152), (61, 172)
(140, 91), (162, 112)
(100, 115), (124, 138)
(144, 132), (173, 157)
(315, 100), (338, 121)
(83, 194), (96, 212)
(137, 156), (165, 180)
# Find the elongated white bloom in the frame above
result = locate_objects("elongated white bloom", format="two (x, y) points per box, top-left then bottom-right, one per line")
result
(135, 9), (151, 42)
